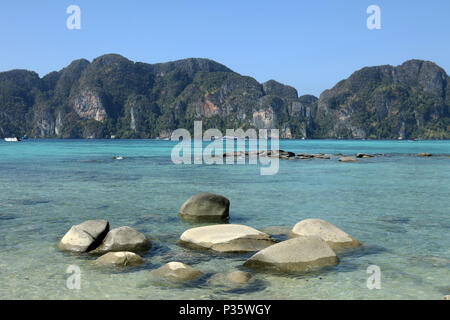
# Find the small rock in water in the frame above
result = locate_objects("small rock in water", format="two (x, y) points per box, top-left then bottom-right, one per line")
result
(280, 151), (295, 158)
(356, 153), (374, 158)
(95, 251), (143, 266)
(152, 262), (203, 282)
(444, 295), (450, 300)
(417, 153), (432, 157)
(338, 156), (358, 162)
(179, 193), (230, 222)
(313, 154), (331, 159)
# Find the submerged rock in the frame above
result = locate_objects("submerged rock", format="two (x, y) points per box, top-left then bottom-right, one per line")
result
(208, 270), (252, 287)
(244, 236), (339, 272)
(137, 213), (174, 223)
(91, 226), (151, 254)
(179, 193), (230, 222)
(290, 219), (361, 251)
(95, 251), (143, 266)
(179, 224), (276, 253)
(58, 220), (109, 252)
(0, 213), (17, 220)
(409, 255), (450, 267)
(226, 270), (252, 284)
(378, 215), (411, 224)
(152, 262), (203, 282)
(22, 199), (52, 205)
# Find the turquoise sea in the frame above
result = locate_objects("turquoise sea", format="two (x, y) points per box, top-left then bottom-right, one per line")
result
(0, 139), (449, 300)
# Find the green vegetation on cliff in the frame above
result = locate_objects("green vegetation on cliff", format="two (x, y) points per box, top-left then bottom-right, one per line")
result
(316, 60), (449, 139)
(0, 55), (448, 139)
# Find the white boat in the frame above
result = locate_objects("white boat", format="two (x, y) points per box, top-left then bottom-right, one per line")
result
(4, 137), (21, 142)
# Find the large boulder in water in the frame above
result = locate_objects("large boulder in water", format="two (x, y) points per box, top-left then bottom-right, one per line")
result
(152, 262), (203, 282)
(179, 193), (230, 221)
(179, 224), (276, 253)
(91, 226), (151, 254)
(95, 251), (143, 266)
(244, 236), (339, 272)
(290, 219), (361, 251)
(58, 220), (109, 252)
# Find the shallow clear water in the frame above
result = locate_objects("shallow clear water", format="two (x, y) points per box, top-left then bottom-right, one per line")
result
(0, 139), (449, 300)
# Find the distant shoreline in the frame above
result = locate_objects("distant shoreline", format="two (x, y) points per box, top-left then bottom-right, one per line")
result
(1, 56), (449, 141)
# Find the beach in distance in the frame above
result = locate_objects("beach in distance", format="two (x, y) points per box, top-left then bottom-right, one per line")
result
(0, 139), (449, 299)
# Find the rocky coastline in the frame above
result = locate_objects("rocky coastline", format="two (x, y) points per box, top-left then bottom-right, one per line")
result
(57, 192), (364, 286)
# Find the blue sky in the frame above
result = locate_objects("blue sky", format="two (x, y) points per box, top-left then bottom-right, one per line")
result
(0, 0), (449, 97)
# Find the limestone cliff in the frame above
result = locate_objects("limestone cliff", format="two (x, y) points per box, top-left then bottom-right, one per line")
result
(0, 55), (447, 139)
